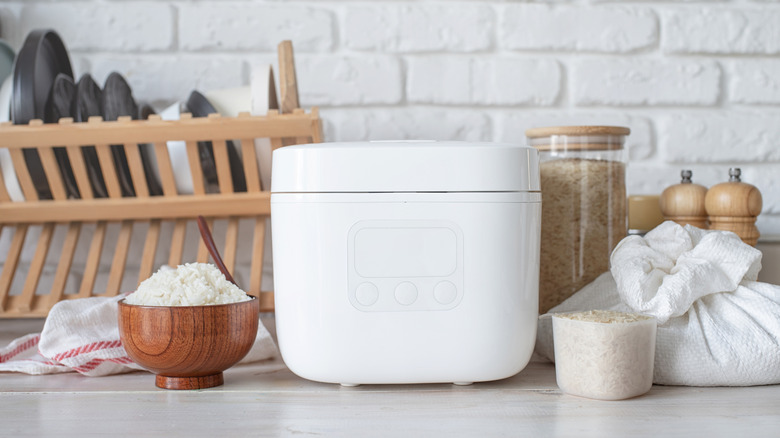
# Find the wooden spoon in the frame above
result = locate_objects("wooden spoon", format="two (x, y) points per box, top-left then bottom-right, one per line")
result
(196, 215), (238, 286)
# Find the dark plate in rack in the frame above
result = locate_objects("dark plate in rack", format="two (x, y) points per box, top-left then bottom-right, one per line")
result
(43, 73), (80, 199)
(137, 103), (163, 196)
(11, 29), (74, 200)
(11, 29), (73, 125)
(102, 72), (137, 197)
(186, 90), (246, 193)
(72, 73), (108, 198)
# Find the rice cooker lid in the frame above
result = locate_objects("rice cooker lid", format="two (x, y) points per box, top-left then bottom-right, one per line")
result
(271, 141), (540, 193)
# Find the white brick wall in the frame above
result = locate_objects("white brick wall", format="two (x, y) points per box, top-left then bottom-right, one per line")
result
(299, 55), (404, 105)
(500, 5), (658, 53)
(19, 3), (174, 51)
(179, 3), (335, 52)
(574, 59), (722, 106)
(1, 0), (779, 235)
(727, 60), (780, 104)
(662, 7), (780, 55)
(407, 57), (560, 105)
(345, 4), (494, 52)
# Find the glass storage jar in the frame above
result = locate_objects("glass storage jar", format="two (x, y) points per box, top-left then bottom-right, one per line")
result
(525, 126), (629, 314)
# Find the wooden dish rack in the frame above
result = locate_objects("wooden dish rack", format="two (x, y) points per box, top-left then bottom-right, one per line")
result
(0, 41), (321, 317)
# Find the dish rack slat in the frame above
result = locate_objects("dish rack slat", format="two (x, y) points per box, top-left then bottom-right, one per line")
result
(0, 44), (320, 318)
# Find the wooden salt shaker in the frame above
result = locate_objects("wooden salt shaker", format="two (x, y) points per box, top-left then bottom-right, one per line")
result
(659, 170), (708, 229)
(704, 168), (762, 246)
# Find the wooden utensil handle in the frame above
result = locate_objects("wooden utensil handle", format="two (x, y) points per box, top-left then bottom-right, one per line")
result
(197, 215), (237, 286)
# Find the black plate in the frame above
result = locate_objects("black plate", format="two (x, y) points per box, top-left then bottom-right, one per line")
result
(137, 104), (163, 196)
(73, 74), (108, 198)
(44, 73), (74, 122)
(12, 29), (73, 124)
(186, 90), (246, 193)
(12, 29), (74, 200)
(43, 73), (80, 199)
(73, 74), (103, 123)
(102, 72), (137, 197)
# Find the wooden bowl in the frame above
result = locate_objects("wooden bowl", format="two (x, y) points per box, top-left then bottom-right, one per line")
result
(118, 296), (259, 390)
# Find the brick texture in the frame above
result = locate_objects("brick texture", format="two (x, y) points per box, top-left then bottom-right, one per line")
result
(662, 8), (780, 54)
(297, 56), (403, 105)
(574, 59), (721, 106)
(727, 60), (780, 104)
(407, 57), (560, 105)
(179, 3), (334, 52)
(345, 4), (494, 52)
(19, 2), (173, 51)
(501, 5), (658, 53)
(659, 112), (780, 163)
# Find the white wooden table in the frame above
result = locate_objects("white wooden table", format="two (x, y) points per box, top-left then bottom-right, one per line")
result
(2, 318), (778, 437)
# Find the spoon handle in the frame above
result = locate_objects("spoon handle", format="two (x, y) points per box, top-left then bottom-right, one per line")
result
(197, 215), (238, 287)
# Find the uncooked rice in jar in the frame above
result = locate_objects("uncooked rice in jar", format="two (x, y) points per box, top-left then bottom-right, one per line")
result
(124, 262), (251, 306)
(539, 158), (626, 313)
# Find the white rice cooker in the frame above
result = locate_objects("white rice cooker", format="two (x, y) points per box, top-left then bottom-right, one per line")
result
(271, 141), (541, 385)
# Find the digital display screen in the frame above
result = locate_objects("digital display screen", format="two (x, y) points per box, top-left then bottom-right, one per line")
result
(353, 227), (458, 278)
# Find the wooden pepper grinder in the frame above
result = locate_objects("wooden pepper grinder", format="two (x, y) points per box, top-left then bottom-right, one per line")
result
(705, 168), (762, 246)
(659, 170), (708, 229)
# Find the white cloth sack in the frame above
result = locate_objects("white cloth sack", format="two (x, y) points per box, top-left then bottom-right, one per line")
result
(536, 221), (780, 386)
(0, 294), (278, 376)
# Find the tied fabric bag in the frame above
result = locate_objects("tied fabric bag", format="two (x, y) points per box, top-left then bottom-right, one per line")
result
(0, 294), (278, 376)
(536, 221), (780, 386)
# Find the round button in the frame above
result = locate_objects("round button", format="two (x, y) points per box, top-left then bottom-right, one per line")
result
(355, 282), (379, 306)
(394, 282), (418, 306)
(433, 281), (458, 305)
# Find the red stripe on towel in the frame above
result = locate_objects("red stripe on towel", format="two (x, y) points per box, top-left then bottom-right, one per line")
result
(72, 356), (134, 374)
(0, 335), (40, 363)
(51, 340), (123, 362)
(73, 359), (101, 373)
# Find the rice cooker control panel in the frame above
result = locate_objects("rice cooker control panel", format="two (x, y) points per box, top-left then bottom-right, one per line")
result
(347, 220), (464, 312)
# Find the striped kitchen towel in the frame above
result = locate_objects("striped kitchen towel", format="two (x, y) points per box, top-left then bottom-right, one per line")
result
(0, 294), (277, 376)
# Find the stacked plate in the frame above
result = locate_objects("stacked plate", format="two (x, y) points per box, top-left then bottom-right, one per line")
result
(186, 90), (246, 193)
(11, 29), (73, 200)
(2, 28), (249, 200)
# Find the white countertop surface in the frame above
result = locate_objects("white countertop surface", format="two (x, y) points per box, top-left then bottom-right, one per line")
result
(1, 318), (778, 437)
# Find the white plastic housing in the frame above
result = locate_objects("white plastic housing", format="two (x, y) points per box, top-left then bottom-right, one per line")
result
(271, 141), (541, 385)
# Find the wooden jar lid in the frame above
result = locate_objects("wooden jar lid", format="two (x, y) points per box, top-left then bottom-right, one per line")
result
(525, 125), (631, 138)
(525, 125), (630, 151)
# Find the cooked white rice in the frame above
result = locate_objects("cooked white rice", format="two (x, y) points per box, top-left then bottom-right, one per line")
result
(124, 263), (250, 306)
